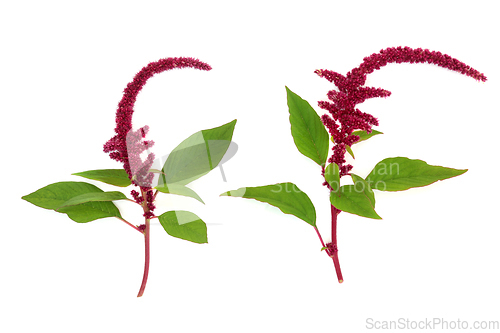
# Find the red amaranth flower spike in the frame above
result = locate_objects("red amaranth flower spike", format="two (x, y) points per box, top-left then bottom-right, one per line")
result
(347, 46), (487, 85)
(315, 46), (486, 178)
(103, 57), (212, 183)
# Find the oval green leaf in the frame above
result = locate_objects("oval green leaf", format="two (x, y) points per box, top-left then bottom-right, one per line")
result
(330, 185), (381, 220)
(72, 169), (131, 187)
(351, 130), (383, 144)
(22, 181), (110, 210)
(286, 86), (329, 166)
(365, 157), (468, 191)
(57, 201), (123, 223)
(159, 119), (237, 185)
(57, 191), (128, 208)
(346, 145), (355, 159)
(350, 173), (375, 207)
(158, 210), (208, 244)
(155, 184), (205, 204)
(325, 163), (340, 193)
(220, 182), (316, 227)
(22, 181), (122, 222)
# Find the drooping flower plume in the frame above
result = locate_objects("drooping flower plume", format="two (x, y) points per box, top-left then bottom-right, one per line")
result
(316, 46), (487, 181)
(103, 57), (212, 216)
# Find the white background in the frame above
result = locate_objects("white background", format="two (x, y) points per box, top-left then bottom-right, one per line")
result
(1, 1), (499, 332)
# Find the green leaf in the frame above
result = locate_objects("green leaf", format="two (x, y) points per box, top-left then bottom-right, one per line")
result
(57, 202), (122, 223)
(350, 173), (375, 207)
(57, 191), (128, 208)
(286, 86), (329, 166)
(72, 169), (131, 187)
(220, 182), (316, 227)
(155, 184), (205, 204)
(365, 157), (467, 191)
(23, 182), (108, 210)
(351, 130), (383, 144)
(159, 119), (237, 185)
(346, 145), (355, 159)
(158, 211), (208, 244)
(22, 181), (122, 222)
(324, 163), (340, 192)
(330, 185), (381, 220)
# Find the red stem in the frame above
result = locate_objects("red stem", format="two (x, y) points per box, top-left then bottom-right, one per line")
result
(330, 204), (344, 283)
(331, 205), (338, 245)
(137, 218), (150, 297)
(137, 188), (152, 297)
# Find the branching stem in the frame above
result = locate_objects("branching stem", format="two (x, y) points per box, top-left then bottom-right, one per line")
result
(117, 217), (143, 233)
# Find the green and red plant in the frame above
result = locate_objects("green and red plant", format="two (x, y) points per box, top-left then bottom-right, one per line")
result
(221, 46), (486, 283)
(22, 57), (237, 297)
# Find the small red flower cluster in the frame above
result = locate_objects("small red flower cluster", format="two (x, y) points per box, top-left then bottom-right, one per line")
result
(103, 57), (212, 217)
(316, 46), (487, 180)
(125, 125), (155, 188)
